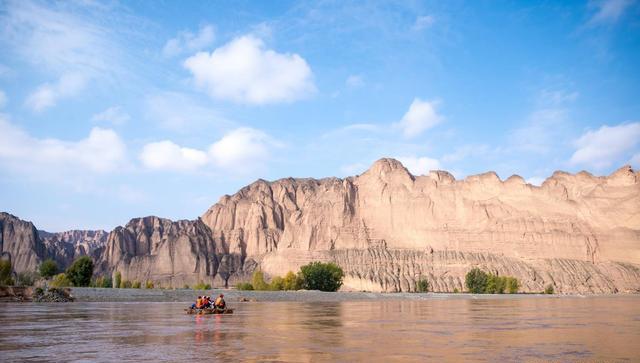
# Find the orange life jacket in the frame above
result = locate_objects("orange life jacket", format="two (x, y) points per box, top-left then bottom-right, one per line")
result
(196, 297), (203, 308)
(215, 297), (225, 307)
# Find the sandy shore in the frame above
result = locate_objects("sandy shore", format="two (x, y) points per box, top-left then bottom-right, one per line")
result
(68, 287), (622, 303)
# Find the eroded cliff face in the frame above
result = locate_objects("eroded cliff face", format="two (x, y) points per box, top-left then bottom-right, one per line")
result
(96, 216), (254, 287)
(39, 230), (108, 268)
(0, 212), (45, 272)
(198, 158), (640, 293)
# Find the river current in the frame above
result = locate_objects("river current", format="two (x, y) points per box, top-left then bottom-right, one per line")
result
(1, 296), (638, 362)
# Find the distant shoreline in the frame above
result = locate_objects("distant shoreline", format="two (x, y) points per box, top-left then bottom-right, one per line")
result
(64, 287), (637, 303)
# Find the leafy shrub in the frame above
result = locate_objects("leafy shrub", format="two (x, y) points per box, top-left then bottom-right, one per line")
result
(0, 260), (14, 285)
(544, 284), (554, 294)
(39, 259), (59, 279)
(299, 262), (344, 292)
(416, 278), (429, 293)
(183, 284), (190, 289)
(193, 281), (211, 290)
(50, 273), (72, 287)
(465, 268), (489, 293)
(283, 271), (302, 291)
(486, 275), (507, 294)
(269, 276), (285, 291)
(145, 280), (154, 289)
(132, 281), (141, 289)
(65, 256), (93, 287)
(35, 287), (44, 295)
(506, 277), (520, 294)
(453, 288), (460, 293)
(251, 270), (268, 291)
(114, 271), (122, 288)
(16, 271), (39, 286)
(236, 282), (254, 290)
(119, 279), (132, 288)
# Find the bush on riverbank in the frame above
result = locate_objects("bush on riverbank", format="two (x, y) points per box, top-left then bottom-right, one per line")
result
(132, 281), (141, 289)
(0, 260), (14, 285)
(90, 276), (112, 288)
(252, 270), (269, 290)
(145, 280), (154, 289)
(114, 272), (121, 288)
(415, 278), (429, 292)
(465, 268), (520, 294)
(16, 271), (39, 286)
(66, 256), (93, 287)
(50, 273), (72, 287)
(39, 259), (58, 279)
(193, 281), (211, 290)
(544, 284), (554, 294)
(236, 282), (254, 290)
(299, 262), (344, 292)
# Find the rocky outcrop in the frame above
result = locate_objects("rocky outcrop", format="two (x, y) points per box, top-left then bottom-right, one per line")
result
(39, 230), (107, 268)
(4, 158), (639, 293)
(0, 212), (45, 272)
(199, 158), (640, 293)
(96, 216), (254, 287)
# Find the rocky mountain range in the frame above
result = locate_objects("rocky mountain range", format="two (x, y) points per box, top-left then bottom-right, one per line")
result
(2, 158), (639, 293)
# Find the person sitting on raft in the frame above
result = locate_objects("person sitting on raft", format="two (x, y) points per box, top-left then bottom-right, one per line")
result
(190, 296), (202, 309)
(214, 294), (226, 311)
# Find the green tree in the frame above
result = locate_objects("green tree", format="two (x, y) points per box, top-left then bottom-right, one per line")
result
(416, 278), (429, 293)
(544, 284), (555, 294)
(299, 262), (344, 292)
(193, 281), (212, 290)
(252, 270), (268, 291)
(145, 280), (154, 289)
(0, 260), (13, 285)
(465, 268), (489, 293)
(132, 281), (141, 289)
(39, 259), (58, 279)
(114, 271), (122, 288)
(50, 273), (72, 287)
(269, 276), (285, 291)
(65, 256), (94, 287)
(16, 271), (39, 286)
(506, 277), (520, 294)
(283, 271), (302, 290)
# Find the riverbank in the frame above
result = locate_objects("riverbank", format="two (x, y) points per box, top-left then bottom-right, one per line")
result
(65, 287), (629, 303)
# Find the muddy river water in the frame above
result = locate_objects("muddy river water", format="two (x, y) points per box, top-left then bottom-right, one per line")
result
(1, 296), (638, 362)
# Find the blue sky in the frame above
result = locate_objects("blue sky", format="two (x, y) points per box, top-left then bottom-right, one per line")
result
(1, 0), (639, 231)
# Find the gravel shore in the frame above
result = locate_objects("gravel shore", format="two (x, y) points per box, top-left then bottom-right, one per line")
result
(68, 287), (597, 303)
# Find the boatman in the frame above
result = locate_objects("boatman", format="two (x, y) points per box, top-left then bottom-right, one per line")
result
(214, 294), (226, 311)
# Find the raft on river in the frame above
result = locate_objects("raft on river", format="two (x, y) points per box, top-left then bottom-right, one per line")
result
(185, 307), (234, 315)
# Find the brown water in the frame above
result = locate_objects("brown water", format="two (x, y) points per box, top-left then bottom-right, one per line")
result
(0, 296), (639, 362)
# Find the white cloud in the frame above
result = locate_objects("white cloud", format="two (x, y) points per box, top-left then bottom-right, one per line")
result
(140, 141), (208, 171)
(526, 177), (545, 186)
(183, 35), (315, 104)
(91, 106), (130, 125)
(163, 24), (215, 57)
(346, 75), (364, 88)
(588, 0), (634, 25)
(25, 72), (88, 112)
(145, 92), (230, 131)
(570, 122), (640, 169)
(0, 90), (6, 108)
(139, 127), (279, 173)
(0, 116), (127, 174)
(510, 108), (568, 154)
(209, 128), (278, 168)
(396, 156), (441, 175)
(395, 98), (443, 138)
(413, 15), (435, 30)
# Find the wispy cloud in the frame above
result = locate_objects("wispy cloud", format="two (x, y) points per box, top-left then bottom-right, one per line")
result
(144, 91), (231, 131)
(587, 0), (635, 25)
(163, 24), (215, 57)
(570, 122), (640, 169)
(25, 72), (88, 112)
(91, 106), (131, 125)
(413, 15), (435, 31)
(396, 156), (441, 175)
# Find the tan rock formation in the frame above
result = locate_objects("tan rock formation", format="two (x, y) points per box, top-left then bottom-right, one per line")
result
(0, 212), (45, 273)
(200, 158), (640, 293)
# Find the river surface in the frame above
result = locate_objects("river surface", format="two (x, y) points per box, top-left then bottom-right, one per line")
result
(1, 296), (639, 362)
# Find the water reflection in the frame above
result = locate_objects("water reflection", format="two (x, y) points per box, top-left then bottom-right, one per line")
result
(0, 297), (638, 362)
